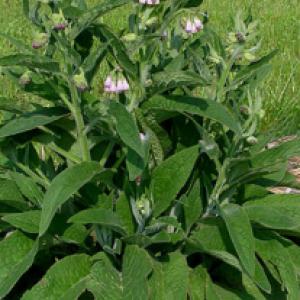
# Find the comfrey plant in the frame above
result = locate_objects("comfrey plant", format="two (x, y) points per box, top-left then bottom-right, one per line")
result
(0, 0), (299, 299)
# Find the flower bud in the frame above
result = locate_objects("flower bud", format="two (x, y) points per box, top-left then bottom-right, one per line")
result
(52, 11), (68, 31)
(19, 71), (32, 86)
(235, 32), (246, 43)
(145, 17), (158, 27)
(246, 136), (258, 145)
(122, 33), (138, 42)
(32, 33), (48, 49)
(73, 71), (88, 92)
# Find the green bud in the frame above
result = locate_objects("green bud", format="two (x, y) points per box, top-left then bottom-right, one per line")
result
(32, 33), (48, 49)
(73, 70), (88, 92)
(19, 71), (32, 86)
(122, 33), (138, 42)
(246, 136), (258, 145)
(244, 51), (256, 61)
(145, 17), (158, 27)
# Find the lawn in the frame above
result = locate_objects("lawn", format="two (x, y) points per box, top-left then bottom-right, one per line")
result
(0, 0), (299, 134)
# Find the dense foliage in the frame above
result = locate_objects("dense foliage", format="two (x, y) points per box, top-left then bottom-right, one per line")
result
(0, 0), (299, 299)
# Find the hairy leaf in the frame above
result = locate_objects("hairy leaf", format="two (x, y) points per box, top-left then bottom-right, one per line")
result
(39, 162), (102, 236)
(151, 145), (199, 217)
(220, 204), (255, 276)
(0, 231), (38, 298)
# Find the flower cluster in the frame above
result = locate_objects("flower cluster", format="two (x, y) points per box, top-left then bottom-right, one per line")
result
(104, 74), (130, 94)
(139, 0), (160, 5)
(183, 17), (203, 34)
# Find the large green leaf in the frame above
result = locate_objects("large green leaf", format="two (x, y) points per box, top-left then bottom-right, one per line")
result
(10, 172), (44, 207)
(70, 0), (131, 39)
(220, 204), (255, 276)
(143, 95), (242, 134)
(22, 254), (92, 300)
(109, 102), (144, 158)
(188, 266), (206, 300)
(0, 54), (60, 73)
(244, 194), (300, 231)
(148, 252), (189, 300)
(116, 193), (135, 235)
(255, 231), (300, 300)
(0, 231), (38, 298)
(151, 145), (199, 217)
(68, 207), (127, 235)
(2, 210), (41, 234)
(39, 162), (102, 236)
(182, 180), (202, 231)
(88, 245), (152, 300)
(0, 107), (67, 139)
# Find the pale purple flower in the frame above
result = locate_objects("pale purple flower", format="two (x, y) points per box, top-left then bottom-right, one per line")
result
(185, 20), (193, 33)
(139, 0), (146, 3)
(104, 76), (112, 89)
(194, 18), (203, 31)
(121, 79), (130, 91)
(116, 80), (124, 93)
(109, 82), (118, 93)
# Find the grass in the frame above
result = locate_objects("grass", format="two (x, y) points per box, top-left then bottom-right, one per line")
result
(0, 0), (299, 134)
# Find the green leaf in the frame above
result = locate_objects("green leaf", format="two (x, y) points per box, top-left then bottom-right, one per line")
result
(151, 145), (199, 217)
(0, 231), (38, 298)
(183, 180), (202, 231)
(10, 172), (43, 206)
(0, 54), (60, 73)
(148, 252), (189, 300)
(116, 193), (135, 235)
(2, 210), (41, 233)
(62, 224), (88, 244)
(68, 208), (127, 236)
(22, 254), (92, 300)
(89, 245), (152, 300)
(244, 194), (300, 231)
(0, 107), (67, 139)
(109, 102), (144, 158)
(98, 26), (138, 78)
(152, 70), (209, 92)
(70, 0), (131, 39)
(255, 231), (300, 300)
(162, 252), (189, 300)
(188, 266), (206, 300)
(39, 162), (102, 236)
(143, 95), (241, 134)
(220, 204), (255, 276)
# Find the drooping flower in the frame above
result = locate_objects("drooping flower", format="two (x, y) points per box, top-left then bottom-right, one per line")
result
(139, 0), (160, 5)
(183, 17), (204, 35)
(104, 73), (130, 94)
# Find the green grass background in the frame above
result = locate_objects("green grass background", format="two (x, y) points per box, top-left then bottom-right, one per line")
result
(0, 0), (299, 134)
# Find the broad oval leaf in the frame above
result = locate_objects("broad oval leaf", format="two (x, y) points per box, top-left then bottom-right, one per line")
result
(0, 107), (67, 139)
(88, 245), (152, 300)
(244, 194), (300, 231)
(109, 102), (144, 158)
(2, 210), (41, 234)
(0, 231), (38, 298)
(255, 231), (300, 300)
(39, 162), (102, 236)
(143, 95), (242, 135)
(68, 207), (127, 235)
(220, 203), (255, 277)
(22, 254), (92, 300)
(151, 145), (199, 217)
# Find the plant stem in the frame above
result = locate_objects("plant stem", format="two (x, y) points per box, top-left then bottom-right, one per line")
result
(68, 80), (91, 162)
